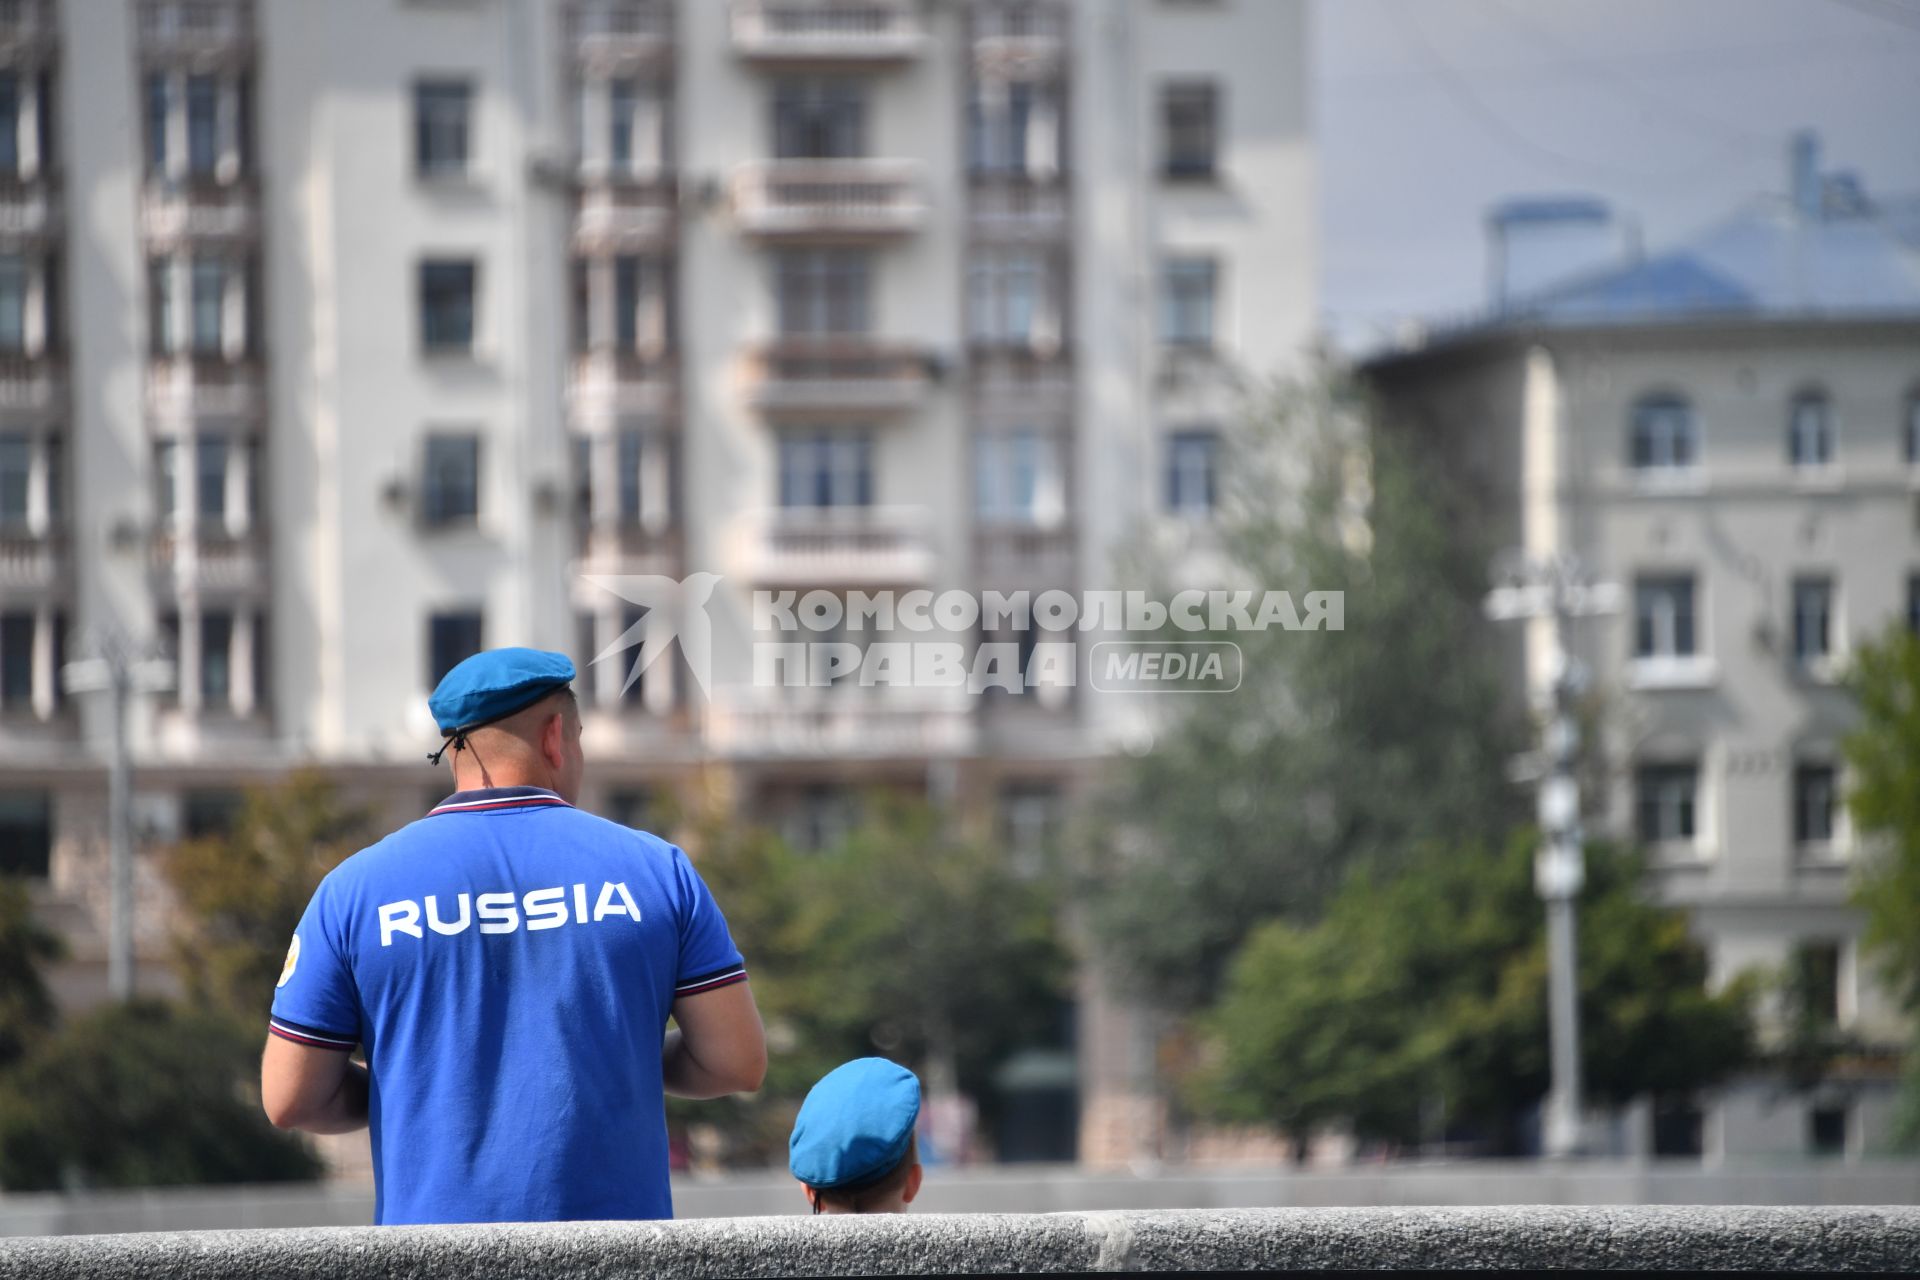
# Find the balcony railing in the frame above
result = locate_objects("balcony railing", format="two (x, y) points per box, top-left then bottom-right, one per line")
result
(141, 176), (259, 245)
(567, 0), (673, 69)
(969, 175), (1067, 240)
(568, 349), (676, 419)
(969, 348), (1072, 412)
(707, 703), (975, 760)
(754, 505), (934, 585)
(975, 524), (1075, 586)
(0, 0), (56, 55)
(733, 160), (926, 238)
(0, 531), (60, 591)
(575, 521), (682, 576)
(743, 339), (930, 415)
(573, 178), (677, 251)
(136, 0), (253, 59)
(0, 350), (64, 414)
(0, 174), (59, 239)
(971, 0), (1067, 73)
(149, 528), (265, 594)
(730, 0), (925, 62)
(146, 353), (263, 420)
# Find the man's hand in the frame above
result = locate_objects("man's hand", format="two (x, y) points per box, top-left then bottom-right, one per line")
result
(261, 1035), (371, 1134)
(663, 980), (767, 1099)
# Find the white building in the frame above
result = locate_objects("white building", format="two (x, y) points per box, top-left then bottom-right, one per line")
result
(1365, 139), (1920, 1160)
(0, 0), (1313, 1166)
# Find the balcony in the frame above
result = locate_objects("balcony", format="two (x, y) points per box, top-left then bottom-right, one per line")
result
(0, 351), (64, 415)
(969, 348), (1072, 415)
(568, 349), (676, 420)
(971, 1), (1067, 76)
(0, 174), (60, 241)
(146, 353), (263, 421)
(969, 175), (1067, 242)
(753, 505), (934, 586)
(573, 178), (676, 252)
(141, 176), (258, 246)
(730, 0), (925, 63)
(566, 0), (673, 72)
(136, 0), (254, 63)
(148, 528), (266, 595)
(976, 524), (1075, 587)
(0, 531), (61, 592)
(707, 703), (976, 760)
(743, 339), (931, 416)
(575, 521), (682, 579)
(0, 0), (56, 58)
(733, 160), (926, 238)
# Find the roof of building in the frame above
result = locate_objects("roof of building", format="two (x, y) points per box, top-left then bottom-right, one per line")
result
(1367, 189), (1920, 368)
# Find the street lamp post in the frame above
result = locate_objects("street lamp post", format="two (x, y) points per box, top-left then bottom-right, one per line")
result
(1485, 553), (1620, 1159)
(62, 634), (174, 1001)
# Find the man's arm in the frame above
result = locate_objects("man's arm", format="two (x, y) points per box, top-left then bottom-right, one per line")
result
(663, 980), (767, 1099)
(261, 1035), (370, 1134)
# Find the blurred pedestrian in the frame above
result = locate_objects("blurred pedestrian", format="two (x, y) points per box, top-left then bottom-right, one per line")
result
(259, 647), (765, 1224)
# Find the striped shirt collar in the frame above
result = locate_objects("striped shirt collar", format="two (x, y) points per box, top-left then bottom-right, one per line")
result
(428, 786), (572, 817)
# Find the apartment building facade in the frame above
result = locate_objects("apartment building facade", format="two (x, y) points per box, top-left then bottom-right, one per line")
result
(1365, 153), (1920, 1160)
(0, 0), (1313, 1166)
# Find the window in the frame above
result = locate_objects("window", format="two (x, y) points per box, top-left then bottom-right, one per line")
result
(0, 73), (17, 176)
(1000, 782), (1063, 868)
(1791, 577), (1833, 662)
(621, 605), (651, 707)
(414, 80), (471, 177)
(144, 72), (169, 175)
(0, 434), (27, 528)
(1788, 390), (1833, 468)
(190, 256), (225, 354)
(1633, 576), (1696, 658)
(1161, 257), (1217, 348)
(609, 78), (637, 169)
(0, 790), (51, 877)
(428, 611), (484, 688)
(781, 783), (858, 853)
(1161, 82), (1218, 179)
(182, 789), (243, 839)
(0, 254), (25, 352)
(201, 609), (233, 706)
(1791, 940), (1842, 1028)
(1909, 574), (1920, 636)
(1794, 764), (1836, 846)
(420, 259), (477, 353)
(148, 257), (173, 355)
(772, 80), (865, 159)
(969, 81), (1056, 175)
(0, 612), (32, 709)
(1908, 392), (1920, 466)
(968, 251), (1057, 348)
(1165, 428), (1219, 516)
(604, 786), (655, 831)
(1630, 395), (1697, 471)
(1635, 764), (1698, 845)
(976, 428), (1062, 525)
(196, 433), (228, 523)
(422, 434), (480, 527)
(185, 74), (218, 176)
(778, 431), (872, 509)
(775, 250), (869, 336)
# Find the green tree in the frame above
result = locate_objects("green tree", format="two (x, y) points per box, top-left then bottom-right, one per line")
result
(673, 796), (1069, 1163)
(1193, 838), (1755, 1154)
(0, 999), (322, 1191)
(1092, 372), (1525, 1009)
(163, 770), (373, 1023)
(0, 878), (60, 1072)
(1843, 623), (1920, 1146)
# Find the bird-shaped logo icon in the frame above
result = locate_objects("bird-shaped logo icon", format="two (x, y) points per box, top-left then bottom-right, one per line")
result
(581, 573), (723, 699)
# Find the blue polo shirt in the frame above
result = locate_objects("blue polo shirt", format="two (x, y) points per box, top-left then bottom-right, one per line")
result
(268, 786), (747, 1225)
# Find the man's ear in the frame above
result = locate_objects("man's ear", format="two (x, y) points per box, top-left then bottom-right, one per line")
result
(902, 1162), (923, 1204)
(542, 711), (567, 768)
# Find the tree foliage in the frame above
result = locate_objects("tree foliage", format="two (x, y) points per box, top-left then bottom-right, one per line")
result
(0, 878), (60, 1071)
(1192, 838), (1756, 1153)
(1091, 372), (1526, 1008)
(675, 796), (1069, 1162)
(0, 999), (322, 1191)
(1842, 623), (1920, 1146)
(163, 770), (373, 1023)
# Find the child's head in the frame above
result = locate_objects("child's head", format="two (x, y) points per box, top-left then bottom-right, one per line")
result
(789, 1058), (923, 1215)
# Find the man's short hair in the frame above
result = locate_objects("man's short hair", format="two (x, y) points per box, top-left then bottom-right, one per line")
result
(808, 1135), (918, 1213)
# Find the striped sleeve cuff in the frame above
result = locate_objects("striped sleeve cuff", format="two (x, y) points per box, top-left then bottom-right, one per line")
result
(268, 1016), (358, 1050)
(674, 964), (748, 997)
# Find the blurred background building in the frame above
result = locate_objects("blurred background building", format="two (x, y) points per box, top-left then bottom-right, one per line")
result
(1365, 135), (1920, 1160)
(0, 0), (1313, 1166)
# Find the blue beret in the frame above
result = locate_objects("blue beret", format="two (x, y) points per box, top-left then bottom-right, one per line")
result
(789, 1058), (921, 1190)
(428, 647), (576, 735)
